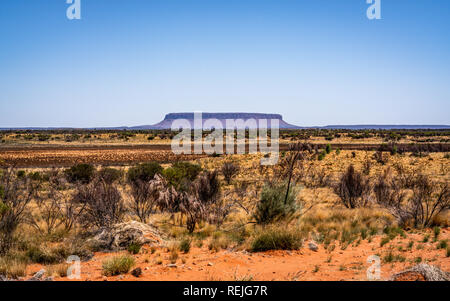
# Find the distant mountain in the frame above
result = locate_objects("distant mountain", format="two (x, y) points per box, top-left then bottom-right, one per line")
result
(1, 113), (449, 130)
(129, 112), (301, 130)
(322, 125), (450, 130)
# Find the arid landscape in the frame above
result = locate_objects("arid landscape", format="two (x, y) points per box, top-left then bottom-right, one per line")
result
(1, 129), (449, 281)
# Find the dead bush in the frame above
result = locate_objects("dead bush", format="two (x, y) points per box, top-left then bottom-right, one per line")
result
(0, 167), (40, 255)
(72, 178), (125, 229)
(334, 165), (371, 209)
(221, 162), (240, 185)
(376, 173), (450, 228)
(129, 174), (166, 223)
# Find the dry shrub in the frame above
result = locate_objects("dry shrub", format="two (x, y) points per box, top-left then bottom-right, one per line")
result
(221, 162), (239, 185)
(334, 165), (371, 209)
(0, 257), (27, 279)
(72, 177), (125, 229)
(0, 167), (40, 255)
(250, 226), (303, 252)
(373, 151), (389, 165)
(46, 263), (70, 278)
(102, 255), (135, 276)
(129, 174), (166, 223)
(376, 172), (450, 229)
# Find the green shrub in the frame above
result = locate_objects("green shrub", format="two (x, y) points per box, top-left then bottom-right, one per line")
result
(162, 162), (202, 188)
(437, 240), (448, 250)
(179, 238), (191, 253)
(28, 171), (41, 181)
(102, 255), (135, 276)
(253, 182), (300, 225)
(325, 144), (332, 154)
(98, 167), (122, 184)
(127, 242), (142, 255)
(64, 163), (95, 184)
(127, 162), (163, 184)
(433, 226), (440, 240)
(318, 152), (326, 161)
(16, 170), (26, 178)
(250, 227), (302, 252)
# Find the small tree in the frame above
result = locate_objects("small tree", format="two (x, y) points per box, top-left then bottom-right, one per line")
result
(334, 165), (371, 209)
(0, 168), (39, 254)
(221, 162), (240, 185)
(129, 174), (166, 223)
(72, 178), (124, 229)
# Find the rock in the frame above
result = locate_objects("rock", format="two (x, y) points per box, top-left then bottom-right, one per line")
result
(207, 262), (214, 266)
(131, 267), (142, 278)
(86, 221), (164, 251)
(167, 264), (177, 268)
(390, 264), (450, 281)
(28, 269), (46, 281)
(118, 275), (124, 280)
(308, 241), (319, 252)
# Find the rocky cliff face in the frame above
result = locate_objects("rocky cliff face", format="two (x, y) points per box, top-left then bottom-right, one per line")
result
(131, 112), (301, 129)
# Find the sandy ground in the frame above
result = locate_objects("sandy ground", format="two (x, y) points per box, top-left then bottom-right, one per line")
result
(26, 229), (449, 281)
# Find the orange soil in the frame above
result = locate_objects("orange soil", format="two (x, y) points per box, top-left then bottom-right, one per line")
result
(27, 229), (449, 281)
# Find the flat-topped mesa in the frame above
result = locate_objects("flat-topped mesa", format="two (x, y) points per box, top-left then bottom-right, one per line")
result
(137, 112), (301, 129)
(163, 112), (283, 121)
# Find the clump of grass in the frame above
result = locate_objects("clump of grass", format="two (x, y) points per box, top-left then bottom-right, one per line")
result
(380, 236), (390, 247)
(313, 265), (319, 273)
(127, 242), (142, 255)
(46, 263), (70, 278)
(208, 234), (231, 252)
(0, 257), (27, 279)
(437, 240), (448, 250)
(407, 241), (414, 249)
(169, 248), (179, 264)
(102, 255), (135, 276)
(383, 252), (406, 263)
(25, 245), (61, 264)
(422, 234), (430, 243)
(179, 238), (191, 254)
(446, 247), (450, 257)
(250, 227), (302, 252)
(433, 227), (440, 240)
(414, 256), (422, 263)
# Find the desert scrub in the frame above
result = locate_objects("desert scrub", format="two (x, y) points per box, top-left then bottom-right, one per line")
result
(46, 263), (70, 277)
(127, 242), (142, 255)
(0, 257), (27, 279)
(208, 234), (231, 252)
(250, 227), (303, 252)
(437, 240), (448, 250)
(433, 227), (440, 240)
(253, 182), (300, 225)
(179, 238), (191, 253)
(102, 255), (135, 276)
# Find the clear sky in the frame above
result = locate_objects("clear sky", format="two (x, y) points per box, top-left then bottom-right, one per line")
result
(1, 0), (449, 127)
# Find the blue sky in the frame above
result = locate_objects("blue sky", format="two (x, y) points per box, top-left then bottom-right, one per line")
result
(1, 0), (449, 127)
